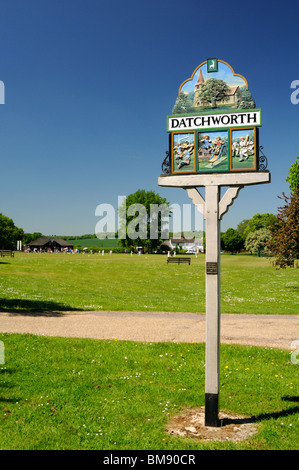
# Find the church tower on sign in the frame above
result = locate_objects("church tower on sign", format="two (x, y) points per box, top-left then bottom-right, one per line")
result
(193, 69), (205, 107)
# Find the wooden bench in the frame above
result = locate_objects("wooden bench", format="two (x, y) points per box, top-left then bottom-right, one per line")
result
(0, 250), (14, 258)
(167, 257), (191, 265)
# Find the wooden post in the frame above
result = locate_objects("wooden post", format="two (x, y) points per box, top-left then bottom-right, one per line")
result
(158, 171), (270, 427)
(185, 184), (244, 426)
(204, 185), (221, 426)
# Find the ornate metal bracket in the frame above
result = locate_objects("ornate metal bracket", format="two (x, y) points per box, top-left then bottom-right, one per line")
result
(258, 146), (268, 171)
(161, 151), (170, 175)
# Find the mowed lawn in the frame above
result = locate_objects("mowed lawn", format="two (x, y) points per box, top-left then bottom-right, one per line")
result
(0, 252), (298, 314)
(0, 333), (298, 450)
(0, 254), (298, 451)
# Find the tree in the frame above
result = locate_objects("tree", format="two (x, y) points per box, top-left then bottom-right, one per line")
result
(286, 156), (299, 193)
(242, 213), (277, 239)
(0, 213), (24, 249)
(268, 192), (299, 268)
(239, 89), (255, 108)
(237, 219), (250, 235)
(221, 228), (244, 254)
(245, 228), (271, 255)
(118, 189), (170, 253)
(198, 78), (231, 108)
(23, 232), (43, 244)
(267, 159), (299, 268)
(173, 92), (193, 114)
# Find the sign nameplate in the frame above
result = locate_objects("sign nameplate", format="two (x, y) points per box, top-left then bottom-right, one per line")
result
(167, 109), (261, 132)
(206, 262), (218, 275)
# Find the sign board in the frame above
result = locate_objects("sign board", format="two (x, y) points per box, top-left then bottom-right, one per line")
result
(167, 59), (261, 174)
(160, 58), (270, 428)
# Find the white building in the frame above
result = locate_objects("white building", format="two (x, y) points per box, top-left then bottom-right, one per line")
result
(169, 237), (203, 253)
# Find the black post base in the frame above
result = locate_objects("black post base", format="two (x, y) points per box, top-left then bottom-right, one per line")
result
(205, 393), (219, 427)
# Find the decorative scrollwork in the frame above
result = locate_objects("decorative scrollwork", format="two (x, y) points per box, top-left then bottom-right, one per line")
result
(258, 146), (268, 171)
(161, 151), (170, 175)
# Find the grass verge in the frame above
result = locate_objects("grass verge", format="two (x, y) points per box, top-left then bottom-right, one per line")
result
(0, 333), (298, 450)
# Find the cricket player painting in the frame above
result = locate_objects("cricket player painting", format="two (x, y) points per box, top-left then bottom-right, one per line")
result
(231, 128), (256, 170)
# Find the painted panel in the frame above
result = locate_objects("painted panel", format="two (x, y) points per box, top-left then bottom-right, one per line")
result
(197, 130), (229, 173)
(172, 59), (255, 114)
(230, 127), (257, 171)
(172, 132), (196, 173)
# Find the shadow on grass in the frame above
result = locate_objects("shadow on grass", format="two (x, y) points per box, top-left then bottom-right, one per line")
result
(282, 395), (299, 403)
(220, 401), (299, 427)
(0, 368), (23, 405)
(0, 298), (81, 316)
(286, 286), (299, 291)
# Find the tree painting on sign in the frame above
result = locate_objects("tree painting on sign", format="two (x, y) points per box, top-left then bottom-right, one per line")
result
(197, 130), (229, 172)
(231, 128), (256, 170)
(172, 132), (195, 173)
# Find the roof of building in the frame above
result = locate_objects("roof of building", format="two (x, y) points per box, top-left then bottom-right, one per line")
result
(171, 238), (195, 244)
(170, 237), (203, 244)
(196, 69), (204, 85)
(227, 85), (240, 96)
(27, 236), (74, 247)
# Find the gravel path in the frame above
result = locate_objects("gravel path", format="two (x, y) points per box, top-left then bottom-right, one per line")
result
(0, 310), (298, 350)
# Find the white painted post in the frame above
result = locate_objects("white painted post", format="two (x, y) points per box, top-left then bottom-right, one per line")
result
(158, 171), (270, 428)
(204, 185), (221, 426)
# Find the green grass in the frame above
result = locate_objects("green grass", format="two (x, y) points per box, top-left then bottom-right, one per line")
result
(231, 154), (255, 170)
(0, 252), (298, 314)
(0, 333), (298, 450)
(70, 237), (119, 248)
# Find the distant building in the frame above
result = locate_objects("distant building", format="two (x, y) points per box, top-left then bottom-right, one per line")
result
(169, 237), (203, 253)
(27, 236), (74, 252)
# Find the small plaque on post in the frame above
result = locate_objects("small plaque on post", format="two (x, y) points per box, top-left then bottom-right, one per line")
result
(206, 262), (218, 275)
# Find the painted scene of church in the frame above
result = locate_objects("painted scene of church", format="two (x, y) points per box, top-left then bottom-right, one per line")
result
(172, 132), (195, 173)
(172, 60), (255, 114)
(197, 130), (229, 172)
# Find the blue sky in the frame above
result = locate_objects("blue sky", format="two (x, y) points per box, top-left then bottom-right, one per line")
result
(0, 0), (298, 235)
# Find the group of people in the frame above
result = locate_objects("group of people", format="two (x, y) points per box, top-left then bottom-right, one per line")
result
(174, 133), (254, 168)
(23, 247), (139, 255)
(23, 247), (80, 253)
(232, 135), (254, 162)
(198, 135), (225, 161)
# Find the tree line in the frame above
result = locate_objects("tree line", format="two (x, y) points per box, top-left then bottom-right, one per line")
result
(220, 213), (276, 255)
(221, 157), (299, 267)
(0, 225), (99, 250)
(0, 158), (298, 267)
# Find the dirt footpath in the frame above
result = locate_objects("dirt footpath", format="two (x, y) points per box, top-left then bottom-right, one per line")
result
(0, 311), (298, 350)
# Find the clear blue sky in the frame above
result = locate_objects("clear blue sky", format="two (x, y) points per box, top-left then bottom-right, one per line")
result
(0, 0), (298, 235)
